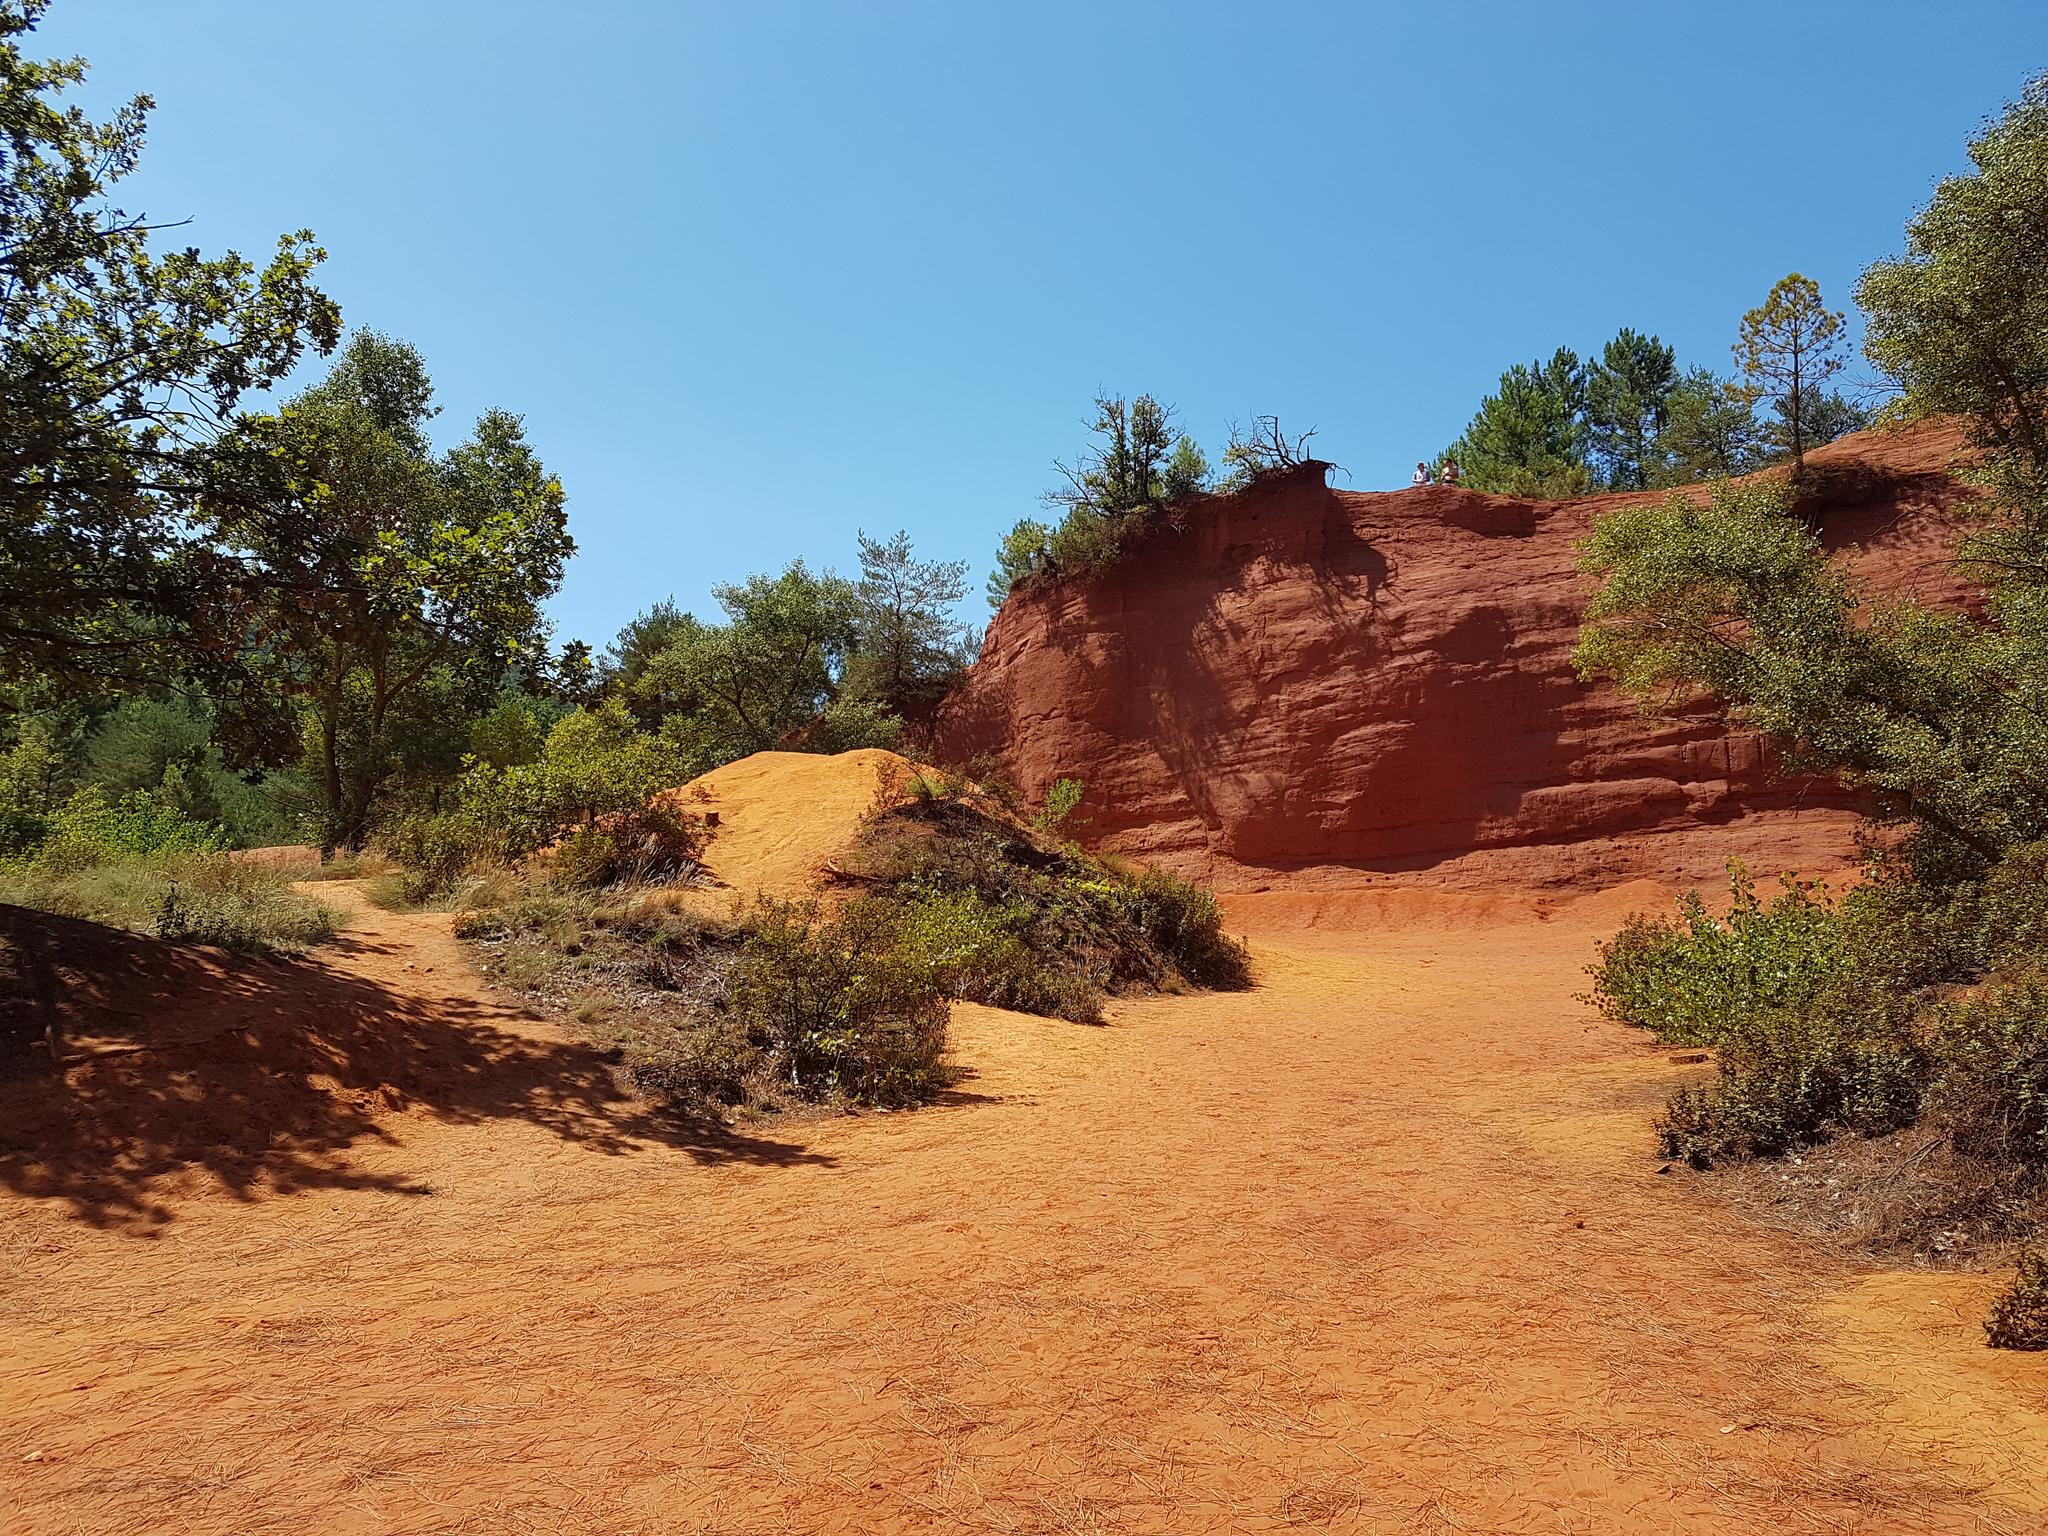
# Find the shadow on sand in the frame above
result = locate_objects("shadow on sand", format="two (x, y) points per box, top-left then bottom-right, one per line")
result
(0, 904), (834, 1235)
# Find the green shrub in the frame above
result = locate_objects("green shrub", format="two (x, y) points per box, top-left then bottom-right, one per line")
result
(624, 1015), (764, 1108)
(1987, 1249), (2048, 1350)
(1931, 980), (2048, 1169)
(1587, 864), (1847, 1047)
(1656, 1002), (1927, 1166)
(30, 784), (226, 866)
(1116, 866), (1252, 991)
(549, 799), (703, 889)
(380, 808), (496, 904)
(382, 701), (702, 900)
(891, 887), (1084, 1018)
(728, 898), (950, 1107)
(865, 799), (1249, 1020)
(1034, 776), (1085, 835)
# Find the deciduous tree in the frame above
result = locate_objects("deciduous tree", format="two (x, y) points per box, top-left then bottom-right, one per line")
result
(1860, 73), (2048, 483)
(0, 0), (339, 693)
(211, 334), (572, 850)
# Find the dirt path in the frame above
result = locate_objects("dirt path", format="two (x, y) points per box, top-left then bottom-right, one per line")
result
(3, 882), (2046, 1534)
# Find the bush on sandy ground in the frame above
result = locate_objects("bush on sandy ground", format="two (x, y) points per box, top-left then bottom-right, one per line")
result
(1588, 854), (2048, 1335)
(1591, 857), (2048, 1171)
(1585, 866), (1849, 1049)
(458, 888), (951, 1114)
(457, 889), (774, 1111)
(1654, 1003), (1926, 1165)
(451, 777), (1248, 1119)
(0, 783), (337, 953)
(378, 701), (707, 906)
(1987, 1249), (2048, 1350)
(729, 898), (951, 1107)
(854, 792), (1251, 1023)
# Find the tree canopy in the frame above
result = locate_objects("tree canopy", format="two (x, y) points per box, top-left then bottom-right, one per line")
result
(207, 333), (573, 849)
(0, 0), (340, 698)
(1859, 74), (2048, 480)
(1440, 347), (1592, 498)
(1578, 73), (2048, 885)
(1585, 329), (1679, 491)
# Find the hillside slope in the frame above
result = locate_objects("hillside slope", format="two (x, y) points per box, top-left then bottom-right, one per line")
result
(931, 421), (1979, 890)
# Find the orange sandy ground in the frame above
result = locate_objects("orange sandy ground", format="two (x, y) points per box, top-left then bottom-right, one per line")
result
(4, 880), (2048, 1535)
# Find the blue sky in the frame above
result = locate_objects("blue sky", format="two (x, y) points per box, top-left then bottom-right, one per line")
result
(38, 1), (2048, 648)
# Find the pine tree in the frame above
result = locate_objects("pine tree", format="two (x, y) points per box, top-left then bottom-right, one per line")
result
(1443, 347), (1592, 497)
(1734, 274), (1847, 469)
(1585, 329), (1679, 490)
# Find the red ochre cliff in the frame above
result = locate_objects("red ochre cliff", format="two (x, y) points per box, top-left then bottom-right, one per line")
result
(929, 421), (1982, 892)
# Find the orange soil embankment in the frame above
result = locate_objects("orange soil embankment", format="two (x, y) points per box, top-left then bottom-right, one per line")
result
(670, 746), (920, 906)
(5, 880), (2047, 1533)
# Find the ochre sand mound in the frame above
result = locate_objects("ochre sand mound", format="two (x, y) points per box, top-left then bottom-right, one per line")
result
(672, 746), (922, 905)
(5, 880), (2047, 1533)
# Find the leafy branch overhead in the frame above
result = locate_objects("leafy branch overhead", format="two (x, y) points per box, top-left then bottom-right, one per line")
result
(0, 0), (341, 696)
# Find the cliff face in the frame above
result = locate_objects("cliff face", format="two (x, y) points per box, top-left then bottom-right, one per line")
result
(930, 423), (1981, 891)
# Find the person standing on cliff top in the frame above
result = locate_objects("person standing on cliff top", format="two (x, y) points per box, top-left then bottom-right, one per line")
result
(1412, 461), (1431, 487)
(1440, 459), (1461, 486)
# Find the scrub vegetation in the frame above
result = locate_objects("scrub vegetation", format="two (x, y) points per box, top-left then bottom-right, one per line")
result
(1578, 75), (2048, 1346)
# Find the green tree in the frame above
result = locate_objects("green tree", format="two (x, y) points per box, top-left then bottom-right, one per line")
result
(81, 696), (209, 798)
(0, 715), (65, 849)
(1652, 368), (1767, 485)
(1581, 75), (2048, 886)
(998, 393), (1214, 594)
(604, 600), (694, 723)
(987, 518), (1052, 610)
(0, 1), (339, 695)
(1442, 347), (1593, 497)
(549, 639), (604, 709)
(1161, 436), (1213, 500)
(211, 334), (572, 850)
(1859, 74), (2048, 480)
(466, 690), (559, 770)
(1734, 273), (1847, 469)
(1575, 482), (2040, 873)
(633, 562), (893, 773)
(844, 530), (973, 713)
(1048, 395), (1184, 521)
(1770, 388), (1871, 458)
(1585, 329), (1679, 490)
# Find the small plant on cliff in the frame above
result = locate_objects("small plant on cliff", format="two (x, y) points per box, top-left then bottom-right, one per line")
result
(987, 394), (1215, 606)
(1034, 777), (1085, 835)
(1218, 414), (1320, 490)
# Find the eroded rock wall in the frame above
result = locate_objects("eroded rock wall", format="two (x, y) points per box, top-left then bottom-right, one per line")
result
(931, 423), (1978, 889)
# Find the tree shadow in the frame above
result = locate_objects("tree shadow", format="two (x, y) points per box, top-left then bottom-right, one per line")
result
(0, 905), (833, 1235)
